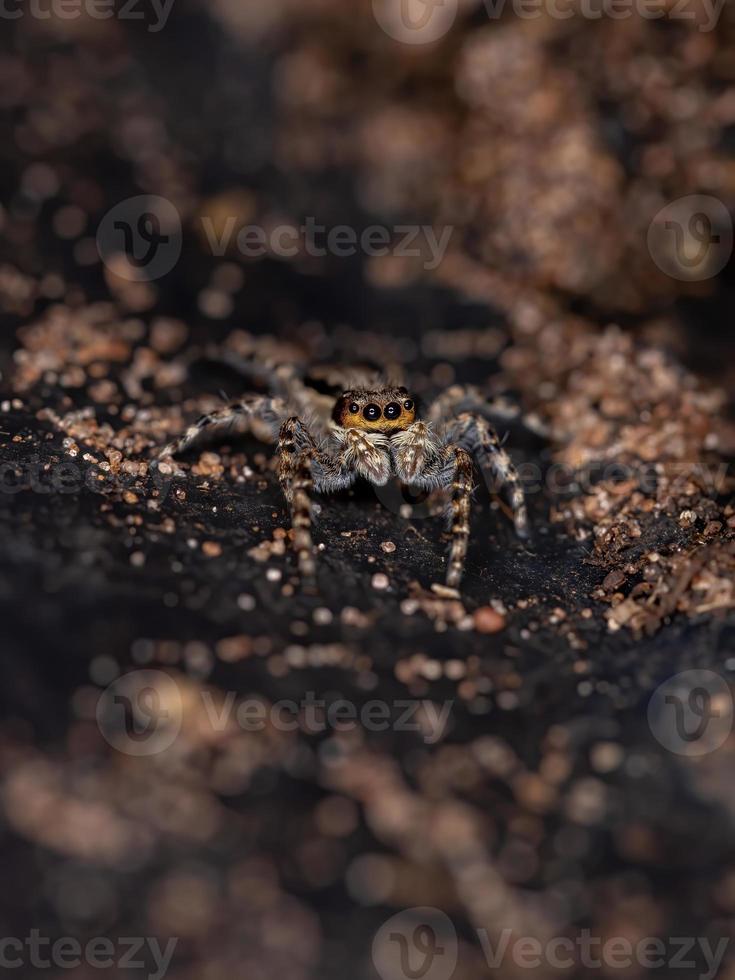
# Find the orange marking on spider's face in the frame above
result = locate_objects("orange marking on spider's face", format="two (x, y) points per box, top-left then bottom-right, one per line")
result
(333, 392), (417, 432)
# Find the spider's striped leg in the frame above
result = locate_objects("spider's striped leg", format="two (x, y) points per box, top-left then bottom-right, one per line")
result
(392, 424), (474, 587)
(427, 384), (548, 439)
(446, 447), (473, 589)
(279, 421), (389, 579)
(277, 417), (319, 580)
(450, 412), (530, 540)
(156, 395), (285, 465)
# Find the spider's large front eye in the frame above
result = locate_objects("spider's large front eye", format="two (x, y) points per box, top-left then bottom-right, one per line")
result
(384, 402), (401, 420)
(403, 400), (414, 411)
(349, 402), (359, 414)
(363, 403), (381, 421)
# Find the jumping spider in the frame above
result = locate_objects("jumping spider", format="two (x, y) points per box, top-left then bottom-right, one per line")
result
(156, 364), (535, 588)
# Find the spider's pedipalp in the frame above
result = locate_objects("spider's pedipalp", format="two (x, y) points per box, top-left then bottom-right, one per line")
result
(390, 420), (443, 486)
(333, 427), (392, 485)
(156, 395), (285, 464)
(390, 420), (475, 585)
(450, 412), (530, 540)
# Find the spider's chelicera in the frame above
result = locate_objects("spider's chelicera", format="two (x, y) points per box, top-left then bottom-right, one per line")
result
(156, 368), (532, 588)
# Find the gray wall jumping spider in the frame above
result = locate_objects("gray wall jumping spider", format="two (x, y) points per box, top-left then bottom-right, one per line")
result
(157, 363), (536, 588)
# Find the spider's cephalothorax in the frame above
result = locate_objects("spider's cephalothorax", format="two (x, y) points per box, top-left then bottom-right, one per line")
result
(332, 386), (416, 433)
(156, 365), (537, 589)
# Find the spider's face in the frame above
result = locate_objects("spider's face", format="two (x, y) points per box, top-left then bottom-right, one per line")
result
(332, 386), (417, 433)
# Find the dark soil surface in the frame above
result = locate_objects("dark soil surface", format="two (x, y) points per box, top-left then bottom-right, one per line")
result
(1, 5), (735, 980)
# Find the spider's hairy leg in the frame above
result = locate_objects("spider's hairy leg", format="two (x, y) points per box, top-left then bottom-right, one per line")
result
(391, 422), (473, 586)
(446, 448), (474, 589)
(156, 395), (285, 464)
(428, 384), (548, 439)
(279, 420), (388, 579)
(451, 412), (530, 540)
(277, 416), (319, 580)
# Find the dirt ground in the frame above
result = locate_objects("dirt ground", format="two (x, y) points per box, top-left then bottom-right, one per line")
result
(1, 3), (735, 979)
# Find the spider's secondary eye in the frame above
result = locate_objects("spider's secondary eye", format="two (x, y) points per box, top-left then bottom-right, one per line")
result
(349, 402), (359, 414)
(384, 402), (401, 420)
(363, 403), (381, 421)
(403, 400), (414, 411)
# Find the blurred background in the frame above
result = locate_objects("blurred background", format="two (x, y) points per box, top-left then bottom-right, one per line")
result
(1, 1), (735, 978)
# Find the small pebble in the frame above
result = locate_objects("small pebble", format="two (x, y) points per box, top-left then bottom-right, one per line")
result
(202, 541), (222, 557)
(371, 573), (389, 591)
(473, 606), (506, 634)
(590, 741), (624, 773)
(602, 569), (626, 592)
(380, 540), (396, 554)
(431, 583), (460, 599)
